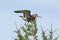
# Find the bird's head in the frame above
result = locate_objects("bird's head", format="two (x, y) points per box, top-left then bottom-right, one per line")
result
(32, 14), (42, 18)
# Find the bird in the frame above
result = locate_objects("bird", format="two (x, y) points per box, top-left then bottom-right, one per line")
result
(14, 10), (42, 22)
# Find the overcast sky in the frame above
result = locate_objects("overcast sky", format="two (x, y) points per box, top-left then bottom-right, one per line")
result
(0, 0), (60, 40)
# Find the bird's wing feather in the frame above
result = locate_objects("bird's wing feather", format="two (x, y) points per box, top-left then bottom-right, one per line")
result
(14, 10), (31, 18)
(14, 10), (22, 13)
(23, 10), (31, 18)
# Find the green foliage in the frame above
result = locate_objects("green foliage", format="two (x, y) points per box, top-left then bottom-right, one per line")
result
(14, 20), (38, 40)
(14, 21), (58, 40)
(40, 26), (48, 40)
(41, 24), (58, 40)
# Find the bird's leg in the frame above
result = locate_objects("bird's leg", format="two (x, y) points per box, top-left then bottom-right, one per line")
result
(19, 16), (27, 21)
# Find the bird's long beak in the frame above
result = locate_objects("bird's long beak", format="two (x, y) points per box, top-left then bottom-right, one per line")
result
(37, 16), (42, 18)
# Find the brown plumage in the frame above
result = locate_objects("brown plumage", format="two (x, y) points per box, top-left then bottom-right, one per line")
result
(14, 10), (42, 22)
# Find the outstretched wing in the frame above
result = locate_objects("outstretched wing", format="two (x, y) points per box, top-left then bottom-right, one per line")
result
(14, 10), (31, 18)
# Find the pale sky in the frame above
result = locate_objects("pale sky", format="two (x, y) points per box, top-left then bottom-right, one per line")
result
(0, 0), (60, 40)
